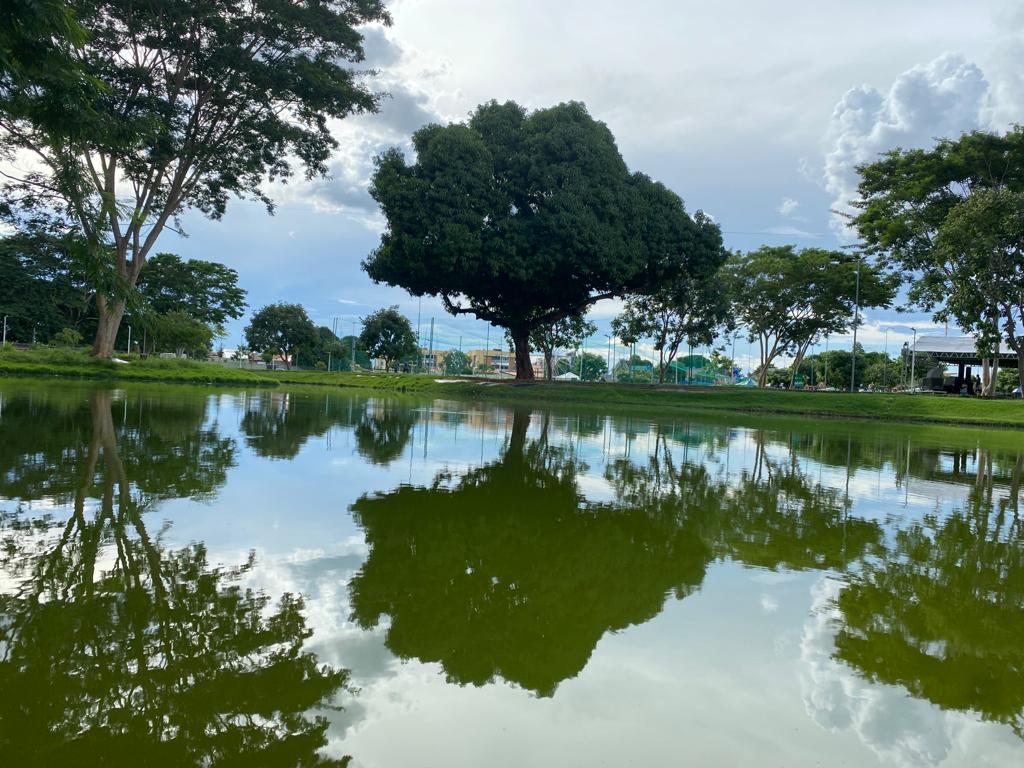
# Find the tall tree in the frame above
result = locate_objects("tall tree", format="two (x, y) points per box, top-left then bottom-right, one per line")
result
(934, 189), (1024, 393)
(528, 315), (596, 381)
(443, 349), (472, 375)
(727, 246), (894, 387)
(244, 303), (315, 370)
(0, 0), (390, 357)
(612, 270), (730, 384)
(851, 128), (1024, 391)
(359, 306), (417, 371)
(136, 253), (246, 336)
(364, 100), (723, 379)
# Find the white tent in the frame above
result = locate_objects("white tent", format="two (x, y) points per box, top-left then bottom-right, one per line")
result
(554, 371), (580, 381)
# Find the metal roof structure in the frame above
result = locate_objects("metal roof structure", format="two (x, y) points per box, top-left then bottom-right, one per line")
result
(913, 336), (1019, 366)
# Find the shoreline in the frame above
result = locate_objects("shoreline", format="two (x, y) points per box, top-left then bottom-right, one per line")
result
(2, 358), (1022, 429)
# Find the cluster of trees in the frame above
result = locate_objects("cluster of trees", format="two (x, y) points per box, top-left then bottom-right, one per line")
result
(1, 0), (390, 357)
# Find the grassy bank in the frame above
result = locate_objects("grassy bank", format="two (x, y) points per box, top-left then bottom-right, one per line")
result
(3, 350), (1022, 427)
(0, 347), (273, 386)
(259, 369), (1024, 428)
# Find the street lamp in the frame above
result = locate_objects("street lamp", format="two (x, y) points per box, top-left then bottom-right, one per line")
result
(849, 257), (861, 393)
(882, 327), (889, 389)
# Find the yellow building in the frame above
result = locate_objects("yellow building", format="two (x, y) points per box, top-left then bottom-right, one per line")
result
(466, 348), (512, 371)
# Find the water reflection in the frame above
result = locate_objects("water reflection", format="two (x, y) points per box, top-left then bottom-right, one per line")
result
(0, 388), (352, 765)
(1, 384), (1023, 765)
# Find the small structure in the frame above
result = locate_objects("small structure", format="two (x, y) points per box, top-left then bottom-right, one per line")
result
(554, 371), (579, 381)
(912, 336), (1018, 394)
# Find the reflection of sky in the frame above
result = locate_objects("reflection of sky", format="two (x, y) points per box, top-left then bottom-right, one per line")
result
(2, 388), (1022, 767)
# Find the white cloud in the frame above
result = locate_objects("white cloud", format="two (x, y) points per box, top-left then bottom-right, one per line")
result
(822, 54), (990, 239)
(778, 197), (800, 216)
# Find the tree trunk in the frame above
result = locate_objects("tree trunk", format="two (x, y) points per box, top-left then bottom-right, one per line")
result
(92, 293), (126, 358)
(544, 350), (554, 380)
(658, 348), (665, 384)
(511, 327), (534, 381)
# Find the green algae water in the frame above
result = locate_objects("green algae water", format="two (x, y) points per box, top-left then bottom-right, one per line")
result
(1, 380), (1022, 767)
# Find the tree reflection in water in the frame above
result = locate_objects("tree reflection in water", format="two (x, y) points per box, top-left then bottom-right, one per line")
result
(0, 389), (352, 766)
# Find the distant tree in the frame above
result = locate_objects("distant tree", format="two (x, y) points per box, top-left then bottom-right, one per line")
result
(359, 307), (418, 371)
(614, 354), (654, 383)
(613, 270), (730, 384)
(52, 327), (83, 347)
(136, 254), (247, 336)
(338, 336), (372, 371)
(524, 315), (597, 381)
(0, 0), (390, 358)
(727, 247), (895, 387)
(556, 352), (607, 382)
(145, 311), (213, 357)
(443, 350), (473, 375)
(244, 303), (316, 371)
(364, 100), (724, 379)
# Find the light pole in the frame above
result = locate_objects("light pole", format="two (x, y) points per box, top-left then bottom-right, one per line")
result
(2, 315), (7, 346)
(605, 334), (613, 382)
(849, 258), (861, 393)
(823, 335), (830, 389)
(730, 330), (738, 382)
(126, 324), (132, 355)
(910, 327), (918, 392)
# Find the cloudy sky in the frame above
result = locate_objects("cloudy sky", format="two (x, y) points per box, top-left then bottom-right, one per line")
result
(164, 0), (1024, 370)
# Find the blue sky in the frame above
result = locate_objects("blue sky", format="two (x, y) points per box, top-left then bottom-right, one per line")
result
(163, 0), (1024, 371)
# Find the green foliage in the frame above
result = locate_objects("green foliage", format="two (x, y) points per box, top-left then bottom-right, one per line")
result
(144, 311), (213, 357)
(556, 352), (607, 382)
(613, 266), (730, 383)
(1, 0), (390, 355)
(51, 327), (82, 347)
(614, 354), (655, 383)
(528, 315), (597, 380)
(136, 253), (247, 335)
(364, 99), (723, 379)
(443, 350), (473, 375)
(244, 303), (316, 370)
(727, 246), (895, 386)
(359, 306), (418, 370)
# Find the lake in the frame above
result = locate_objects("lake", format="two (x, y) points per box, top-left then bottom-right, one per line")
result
(0, 381), (1021, 767)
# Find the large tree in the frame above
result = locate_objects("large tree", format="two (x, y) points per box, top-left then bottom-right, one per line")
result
(612, 269), (730, 384)
(851, 129), (1024, 392)
(136, 253), (246, 336)
(727, 246), (895, 387)
(244, 302), (316, 370)
(934, 189), (1024, 392)
(358, 306), (417, 371)
(0, 0), (390, 358)
(364, 100), (723, 379)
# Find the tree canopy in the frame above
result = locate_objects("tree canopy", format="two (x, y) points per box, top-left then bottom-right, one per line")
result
(359, 306), (418, 371)
(727, 246), (895, 386)
(851, 128), (1024, 392)
(364, 100), (723, 379)
(0, 0), (390, 357)
(136, 253), (246, 335)
(244, 303), (316, 370)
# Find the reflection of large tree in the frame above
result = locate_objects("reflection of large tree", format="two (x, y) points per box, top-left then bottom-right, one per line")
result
(349, 410), (714, 696)
(834, 492), (1024, 737)
(0, 389), (352, 764)
(0, 387), (235, 504)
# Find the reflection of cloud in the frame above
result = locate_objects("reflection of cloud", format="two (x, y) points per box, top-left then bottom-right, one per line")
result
(799, 577), (1020, 767)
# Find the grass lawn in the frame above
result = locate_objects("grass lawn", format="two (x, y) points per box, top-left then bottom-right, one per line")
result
(261, 369), (1024, 428)
(0, 347), (272, 386)
(3, 349), (1022, 428)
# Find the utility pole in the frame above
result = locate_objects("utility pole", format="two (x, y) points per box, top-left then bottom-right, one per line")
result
(2, 315), (6, 346)
(731, 330), (738, 382)
(849, 258), (861, 393)
(824, 335), (830, 389)
(126, 324), (131, 355)
(351, 320), (356, 370)
(910, 327), (918, 392)
(605, 334), (613, 381)
(883, 328), (889, 389)
(428, 318), (435, 373)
